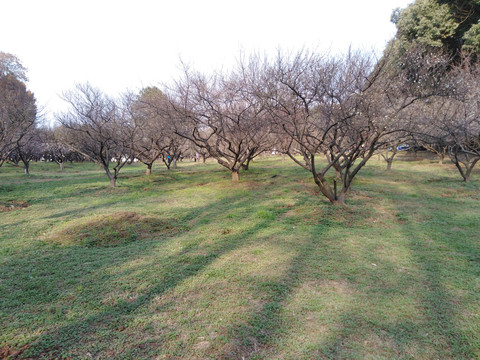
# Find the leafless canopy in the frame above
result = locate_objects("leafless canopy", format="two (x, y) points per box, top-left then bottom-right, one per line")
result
(261, 49), (429, 204)
(168, 61), (273, 181)
(0, 74), (37, 166)
(57, 83), (135, 187)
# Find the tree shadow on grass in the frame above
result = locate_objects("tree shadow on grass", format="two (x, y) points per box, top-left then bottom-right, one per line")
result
(2, 189), (289, 359)
(322, 176), (479, 359)
(382, 172), (479, 358)
(221, 172), (479, 359)
(219, 195), (343, 360)
(393, 201), (479, 358)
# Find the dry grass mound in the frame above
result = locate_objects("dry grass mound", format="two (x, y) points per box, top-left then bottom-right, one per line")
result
(0, 200), (30, 212)
(50, 211), (183, 247)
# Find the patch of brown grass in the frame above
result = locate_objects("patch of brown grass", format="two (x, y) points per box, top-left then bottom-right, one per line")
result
(49, 211), (185, 247)
(0, 200), (30, 212)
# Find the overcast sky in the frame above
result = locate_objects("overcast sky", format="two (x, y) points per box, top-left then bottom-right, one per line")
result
(1, 0), (412, 122)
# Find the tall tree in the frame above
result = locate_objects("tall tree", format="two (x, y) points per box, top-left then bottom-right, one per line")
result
(58, 83), (135, 187)
(392, 0), (480, 55)
(0, 73), (37, 166)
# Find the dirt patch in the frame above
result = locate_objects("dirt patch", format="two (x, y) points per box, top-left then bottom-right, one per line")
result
(193, 341), (211, 350)
(220, 228), (233, 235)
(0, 200), (30, 212)
(0, 344), (27, 359)
(50, 211), (186, 247)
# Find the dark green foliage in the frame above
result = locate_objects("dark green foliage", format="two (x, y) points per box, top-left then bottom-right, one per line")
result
(393, 0), (480, 54)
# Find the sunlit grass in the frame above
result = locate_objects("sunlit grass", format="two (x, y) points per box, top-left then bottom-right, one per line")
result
(0, 155), (479, 359)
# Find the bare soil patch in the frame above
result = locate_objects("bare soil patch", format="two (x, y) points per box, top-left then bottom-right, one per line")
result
(50, 211), (185, 247)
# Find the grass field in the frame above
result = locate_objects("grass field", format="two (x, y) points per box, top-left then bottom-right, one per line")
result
(1, 155), (479, 359)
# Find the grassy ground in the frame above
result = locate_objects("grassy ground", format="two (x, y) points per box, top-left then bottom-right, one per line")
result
(0, 155), (479, 359)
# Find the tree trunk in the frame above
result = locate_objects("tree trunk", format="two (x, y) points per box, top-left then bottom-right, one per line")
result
(241, 157), (251, 171)
(386, 159), (393, 171)
(146, 163), (152, 176)
(313, 174), (338, 205)
(104, 166), (117, 187)
(331, 184), (348, 205)
(202, 154), (206, 163)
(59, 162), (65, 171)
(334, 165), (342, 179)
(173, 158), (177, 168)
(438, 153), (445, 165)
(24, 165), (29, 175)
(232, 170), (239, 182)
(331, 196), (345, 206)
(464, 164), (475, 183)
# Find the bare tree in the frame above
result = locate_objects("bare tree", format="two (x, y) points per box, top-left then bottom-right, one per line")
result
(190, 143), (210, 163)
(0, 74), (37, 166)
(169, 62), (271, 181)
(421, 98), (480, 182)
(262, 50), (429, 205)
(41, 126), (81, 171)
(411, 57), (480, 182)
(126, 87), (189, 174)
(124, 88), (166, 175)
(10, 126), (43, 175)
(57, 83), (135, 187)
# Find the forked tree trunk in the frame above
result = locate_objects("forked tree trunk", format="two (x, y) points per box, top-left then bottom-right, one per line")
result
(104, 166), (117, 187)
(452, 153), (479, 183)
(331, 193), (346, 206)
(382, 149), (397, 171)
(386, 159), (393, 171)
(313, 174), (338, 205)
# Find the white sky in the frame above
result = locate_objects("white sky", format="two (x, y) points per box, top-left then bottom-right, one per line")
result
(1, 0), (412, 122)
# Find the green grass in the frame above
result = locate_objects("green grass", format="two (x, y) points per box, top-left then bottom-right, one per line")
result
(0, 156), (479, 359)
